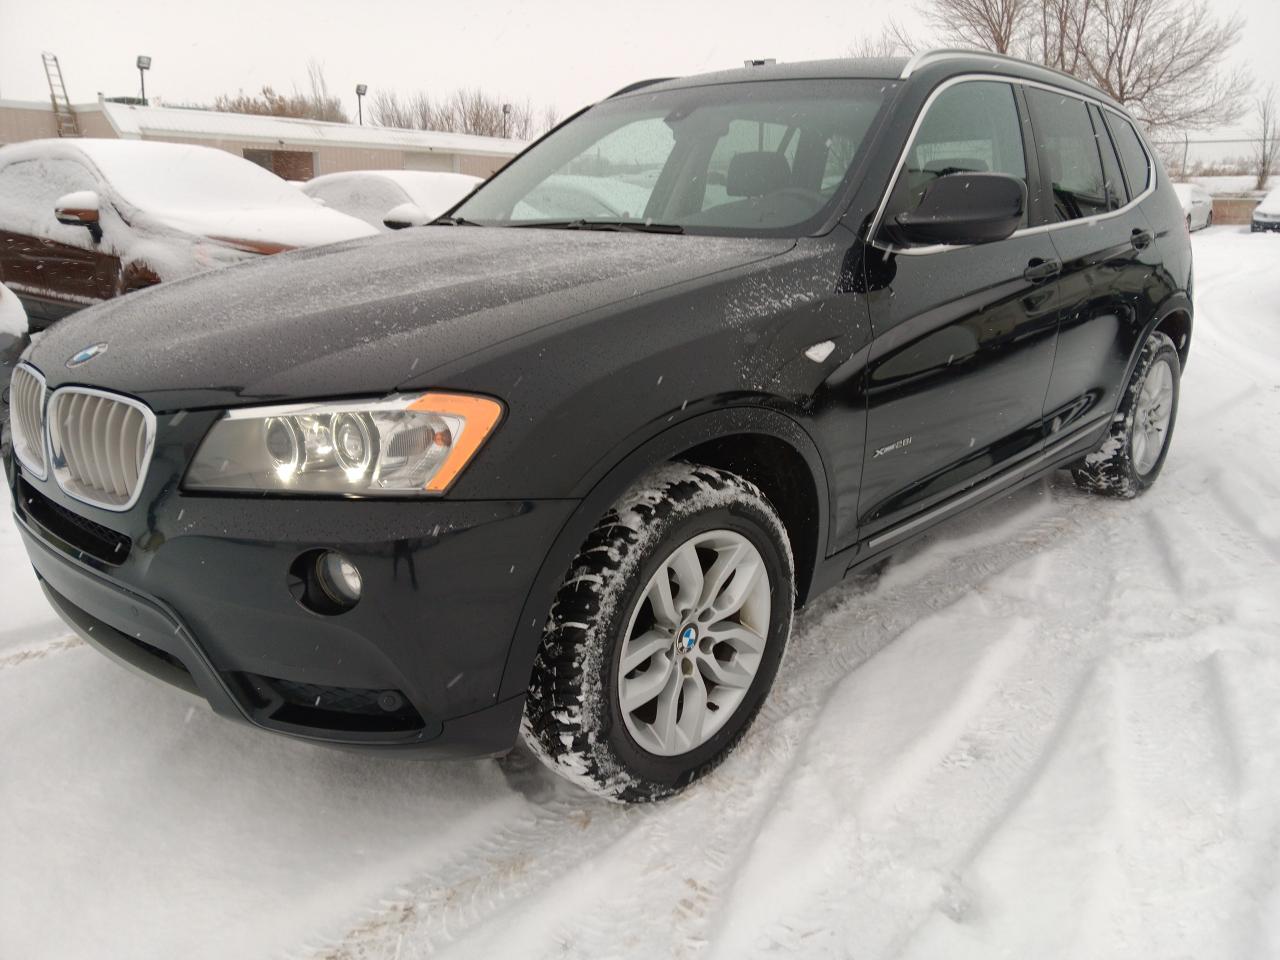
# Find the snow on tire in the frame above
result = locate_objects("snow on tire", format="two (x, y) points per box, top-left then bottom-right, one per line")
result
(1072, 330), (1180, 498)
(521, 462), (795, 803)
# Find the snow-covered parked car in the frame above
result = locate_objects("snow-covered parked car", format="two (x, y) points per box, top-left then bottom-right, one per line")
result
(513, 173), (654, 221)
(1252, 187), (1280, 233)
(300, 170), (481, 232)
(1172, 182), (1213, 230)
(0, 139), (377, 328)
(0, 281), (29, 401)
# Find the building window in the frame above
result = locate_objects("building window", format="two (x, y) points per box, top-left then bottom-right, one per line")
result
(242, 149), (315, 181)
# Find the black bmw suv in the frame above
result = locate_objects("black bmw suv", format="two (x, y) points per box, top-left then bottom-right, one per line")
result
(3, 50), (1190, 801)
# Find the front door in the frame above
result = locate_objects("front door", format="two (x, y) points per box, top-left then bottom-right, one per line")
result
(858, 79), (1061, 540)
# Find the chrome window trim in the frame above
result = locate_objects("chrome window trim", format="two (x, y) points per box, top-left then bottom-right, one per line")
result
(45, 385), (158, 513)
(11, 361), (49, 481)
(866, 73), (1156, 257)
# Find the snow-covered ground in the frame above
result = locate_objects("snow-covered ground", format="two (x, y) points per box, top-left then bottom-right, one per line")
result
(2, 226), (1279, 959)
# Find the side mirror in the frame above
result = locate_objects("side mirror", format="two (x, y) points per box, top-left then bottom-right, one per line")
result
(55, 190), (103, 243)
(891, 173), (1026, 246)
(383, 202), (429, 231)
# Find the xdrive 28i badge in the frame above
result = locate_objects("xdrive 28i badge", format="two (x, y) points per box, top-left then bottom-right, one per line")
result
(66, 343), (108, 367)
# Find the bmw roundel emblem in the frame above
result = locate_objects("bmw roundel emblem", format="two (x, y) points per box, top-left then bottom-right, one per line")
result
(679, 625), (698, 652)
(67, 342), (108, 368)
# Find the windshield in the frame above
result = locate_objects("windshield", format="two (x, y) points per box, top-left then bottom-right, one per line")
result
(454, 79), (895, 236)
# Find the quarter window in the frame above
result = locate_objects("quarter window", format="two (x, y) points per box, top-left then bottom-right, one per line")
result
(1105, 111), (1151, 198)
(1025, 87), (1112, 221)
(1088, 103), (1128, 208)
(884, 80), (1028, 233)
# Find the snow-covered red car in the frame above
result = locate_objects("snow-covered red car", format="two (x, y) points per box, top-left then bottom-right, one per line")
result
(0, 139), (376, 328)
(300, 170), (481, 231)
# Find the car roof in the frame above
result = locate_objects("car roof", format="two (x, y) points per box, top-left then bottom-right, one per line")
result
(615, 49), (1127, 114)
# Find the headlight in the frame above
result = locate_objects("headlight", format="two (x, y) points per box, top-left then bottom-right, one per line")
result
(184, 392), (503, 496)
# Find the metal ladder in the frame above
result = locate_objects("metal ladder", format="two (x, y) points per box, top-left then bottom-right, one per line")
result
(41, 52), (81, 138)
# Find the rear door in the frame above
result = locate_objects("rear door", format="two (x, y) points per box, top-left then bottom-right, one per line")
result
(0, 157), (121, 327)
(1025, 89), (1163, 437)
(858, 79), (1062, 540)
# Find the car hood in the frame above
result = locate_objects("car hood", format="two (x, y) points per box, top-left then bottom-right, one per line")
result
(29, 226), (794, 409)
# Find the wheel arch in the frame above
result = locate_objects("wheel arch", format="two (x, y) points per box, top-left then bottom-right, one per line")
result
(496, 406), (831, 704)
(1124, 292), (1192, 388)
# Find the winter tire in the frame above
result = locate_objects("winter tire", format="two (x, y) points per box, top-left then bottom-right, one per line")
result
(521, 463), (795, 802)
(1072, 330), (1180, 498)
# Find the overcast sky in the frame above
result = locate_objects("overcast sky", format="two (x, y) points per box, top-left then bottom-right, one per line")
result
(1, 0), (1274, 140)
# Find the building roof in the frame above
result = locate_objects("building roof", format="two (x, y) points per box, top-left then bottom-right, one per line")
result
(96, 99), (528, 158)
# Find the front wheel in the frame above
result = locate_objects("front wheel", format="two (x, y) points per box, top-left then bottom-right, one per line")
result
(521, 463), (794, 802)
(1072, 330), (1180, 498)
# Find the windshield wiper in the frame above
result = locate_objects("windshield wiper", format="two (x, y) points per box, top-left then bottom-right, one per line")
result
(431, 216), (484, 226)
(509, 219), (685, 234)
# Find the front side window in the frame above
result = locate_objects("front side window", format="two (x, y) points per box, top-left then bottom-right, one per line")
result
(0, 158), (98, 245)
(882, 80), (1029, 232)
(1025, 88), (1111, 221)
(454, 79), (894, 236)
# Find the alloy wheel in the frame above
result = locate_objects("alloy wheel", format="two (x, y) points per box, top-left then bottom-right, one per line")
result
(617, 530), (771, 757)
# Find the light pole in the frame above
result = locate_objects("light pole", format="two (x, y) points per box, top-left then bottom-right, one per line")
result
(136, 55), (151, 105)
(355, 83), (367, 125)
(502, 102), (511, 139)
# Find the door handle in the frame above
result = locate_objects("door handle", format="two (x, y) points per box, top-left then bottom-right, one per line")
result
(1023, 257), (1061, 283)
(1131, 228), (1154, 250)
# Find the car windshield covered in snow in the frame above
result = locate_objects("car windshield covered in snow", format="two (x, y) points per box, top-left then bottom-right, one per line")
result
(454, 79), (893, 236)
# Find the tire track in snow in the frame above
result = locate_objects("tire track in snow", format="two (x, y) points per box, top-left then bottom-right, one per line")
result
(313, 484), (1091, 959)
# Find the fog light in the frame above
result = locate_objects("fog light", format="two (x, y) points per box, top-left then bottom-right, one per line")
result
(316, 551), (362, 607)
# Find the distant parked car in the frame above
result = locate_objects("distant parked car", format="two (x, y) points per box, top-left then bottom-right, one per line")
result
(0, 139), (377, 329)
(514, 174), (654, 221)
(1172, 182), (1213, 230)
(301, 170), (481, 231)
(1252, 188), (1280, 233)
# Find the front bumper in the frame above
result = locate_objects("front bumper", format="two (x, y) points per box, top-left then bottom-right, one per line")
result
(1252, 219), (1280, 232)
(5, 432), (575, 756)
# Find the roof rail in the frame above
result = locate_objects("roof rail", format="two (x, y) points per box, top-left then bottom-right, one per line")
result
(899, 47), (1077, 84)
(607, 77), (677, 99)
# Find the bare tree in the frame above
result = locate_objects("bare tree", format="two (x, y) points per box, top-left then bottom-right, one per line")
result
(1256, 84), (1278, 191)
(210, 59), (349, 123)
(1081, 0), (1250, 131)
(541, 104), (561, 134)
(370, 87), (540, 138)
(1025, 0), (1092, 75)
(909, 0), (1249, 131)
(922, 0), (1030, 53)
(847, 27), (913, 58)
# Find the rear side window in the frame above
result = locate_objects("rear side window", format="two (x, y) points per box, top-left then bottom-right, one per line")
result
(1088, 104), (1128, 208)
(1104, 111), (1151, 198)
(884, 80), (1028, 228)
(1025, 87), (1112, 221)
